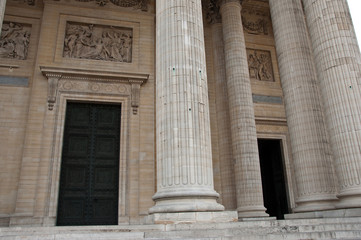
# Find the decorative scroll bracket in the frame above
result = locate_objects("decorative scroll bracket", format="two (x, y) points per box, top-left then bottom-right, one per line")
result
(40, 66), (149, 114)
(129, 79), (143, 115)
(44, 73), (62, 110)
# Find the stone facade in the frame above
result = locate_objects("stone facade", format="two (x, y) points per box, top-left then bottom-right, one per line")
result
(0, 0), (360, 228)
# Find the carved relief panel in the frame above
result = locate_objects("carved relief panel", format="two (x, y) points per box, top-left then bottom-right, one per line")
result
(0, 22), (31, 60)
(242, 8), (271, 36)
(247, 48), (274, 82)
(63, 22), (133, 63)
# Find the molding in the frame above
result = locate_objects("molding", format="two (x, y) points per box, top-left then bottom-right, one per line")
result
(0, 64), (20, 70)
(255, 116), (287, 126)
(40, 66), (149, 113)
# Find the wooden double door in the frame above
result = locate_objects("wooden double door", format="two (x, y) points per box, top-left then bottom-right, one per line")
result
(57, 102), (121, 226)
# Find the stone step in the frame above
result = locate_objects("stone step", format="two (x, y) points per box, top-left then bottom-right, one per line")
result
(0, 232), (145, 240)
(1, 218), (361, 240)
(144, 229), (361, 240)
(163, 218), (361, 233)
(3, 230), (359, 240)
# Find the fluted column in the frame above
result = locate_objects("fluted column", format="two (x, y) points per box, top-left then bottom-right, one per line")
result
(219, 0), (267, 218)
(303, 0), (361, 208)
(210, 20), (237, 210)
(149, 0), (224, 213)
(269, 0), (338, 212)
(0, 0), (6, 36)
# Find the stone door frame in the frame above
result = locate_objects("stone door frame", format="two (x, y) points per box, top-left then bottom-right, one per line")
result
(256, 133), (296, 211)
(41, 67), (148, 225)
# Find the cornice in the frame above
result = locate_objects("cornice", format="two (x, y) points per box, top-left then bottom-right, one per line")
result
(40, 66), (149, 113)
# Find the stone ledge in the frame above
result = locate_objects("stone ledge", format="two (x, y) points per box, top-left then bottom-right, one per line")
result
(145, 211), (238, 224)
(285, 208), (361, 220)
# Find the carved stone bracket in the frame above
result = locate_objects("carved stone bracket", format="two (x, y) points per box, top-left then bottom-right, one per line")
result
(129, 79), (142, 115)
(40, 66), (149, 113)
(44, 73), (62, 110)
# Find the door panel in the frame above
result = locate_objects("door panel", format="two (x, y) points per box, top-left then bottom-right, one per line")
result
(57, 102), (121, 226)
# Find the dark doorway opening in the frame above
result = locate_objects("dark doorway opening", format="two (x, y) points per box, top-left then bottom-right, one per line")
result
(57, 102), (121, 226)
(258, 139), (289, 219)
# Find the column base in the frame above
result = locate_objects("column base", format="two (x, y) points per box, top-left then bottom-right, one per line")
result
(149, 198), (225, 214)
(336, 188), (361, 209)
(294, 194), (337, 212)
(237, 205), (269, 218)
(145, 211), (238, 224)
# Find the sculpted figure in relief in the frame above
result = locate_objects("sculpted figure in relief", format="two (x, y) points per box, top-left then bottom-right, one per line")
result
(63, 23), (133, 63)
(247, 49), (274, 82)
(0, 22), (31, 60)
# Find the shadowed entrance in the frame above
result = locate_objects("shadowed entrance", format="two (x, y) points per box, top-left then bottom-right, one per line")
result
(258, 139), (289, 219)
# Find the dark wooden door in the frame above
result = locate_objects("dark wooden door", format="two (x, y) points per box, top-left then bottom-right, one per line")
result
(57, 102), (121, 226)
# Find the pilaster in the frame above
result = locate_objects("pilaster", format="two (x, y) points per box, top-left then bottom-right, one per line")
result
(303, 0), (361, 208)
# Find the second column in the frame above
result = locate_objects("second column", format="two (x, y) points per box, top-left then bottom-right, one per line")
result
(219, 0), (268, 218)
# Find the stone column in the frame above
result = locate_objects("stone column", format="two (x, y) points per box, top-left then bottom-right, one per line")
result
(0, 0), (6, 36)
(149, 0), (224, 215)
(269, 0), (338, 212)
(219, 0), (268, 218)
(303, 0), (361, 208)
(210, 17), (237, 209)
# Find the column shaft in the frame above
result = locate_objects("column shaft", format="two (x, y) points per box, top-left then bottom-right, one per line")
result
(303, 0), (361, 208)
(220, 0), (267, 218)
(269, 0), (337, 212)
(211, 22), (237, 210)
(150, 0), (224, 213)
